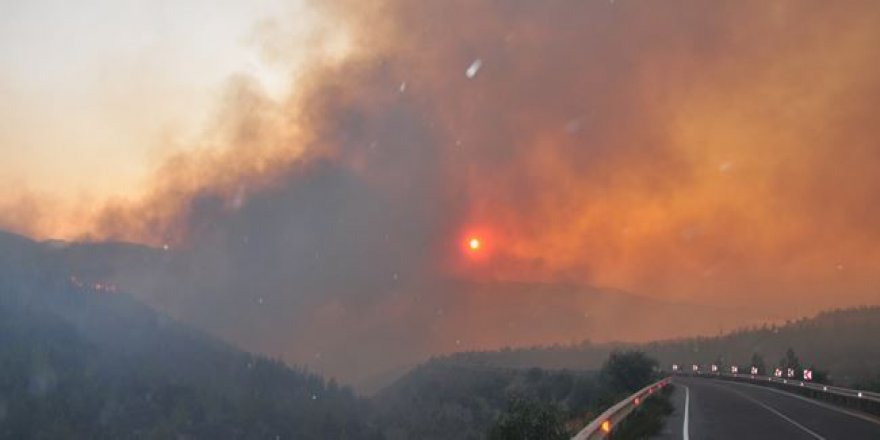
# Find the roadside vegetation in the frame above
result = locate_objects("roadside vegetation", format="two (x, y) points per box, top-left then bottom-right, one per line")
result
(376, 350), (668, 440)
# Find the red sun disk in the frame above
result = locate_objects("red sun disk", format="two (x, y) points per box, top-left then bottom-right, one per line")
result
(457, 227), (494, 263)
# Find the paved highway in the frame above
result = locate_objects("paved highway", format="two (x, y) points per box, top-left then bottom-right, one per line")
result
(653, 376), (880, 439)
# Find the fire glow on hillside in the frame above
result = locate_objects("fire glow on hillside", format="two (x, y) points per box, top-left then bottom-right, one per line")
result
(69, 276), (119, 294)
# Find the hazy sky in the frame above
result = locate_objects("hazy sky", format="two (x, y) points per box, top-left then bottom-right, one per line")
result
(0, 0), (313, 199)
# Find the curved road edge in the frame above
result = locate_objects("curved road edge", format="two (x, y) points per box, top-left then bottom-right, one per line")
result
(653, 376), (880, 440)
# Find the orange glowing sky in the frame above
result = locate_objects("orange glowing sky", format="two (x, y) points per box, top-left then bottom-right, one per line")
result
(2, 0), (880, 316)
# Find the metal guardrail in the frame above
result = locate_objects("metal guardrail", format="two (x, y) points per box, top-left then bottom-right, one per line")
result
(681, 371), (880, 416)
(571, 377), (671, 440)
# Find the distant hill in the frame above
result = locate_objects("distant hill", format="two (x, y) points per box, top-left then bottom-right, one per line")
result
(348, 279), (769, 394)
(8, 229), (774, 393)
(0, 231), (377, 439)
(438, 306), (880, 386)
(641, 306), (880, 384)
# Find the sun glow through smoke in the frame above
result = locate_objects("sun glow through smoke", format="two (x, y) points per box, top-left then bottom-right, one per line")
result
(469, 238), (481, 251)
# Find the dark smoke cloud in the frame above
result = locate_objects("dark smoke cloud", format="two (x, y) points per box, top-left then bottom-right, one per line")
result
(6, 0), (880, 385)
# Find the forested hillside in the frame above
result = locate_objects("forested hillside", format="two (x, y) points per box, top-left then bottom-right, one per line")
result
(442, 307), (880, 386)
(0, 231), (377, 439)
(642, 307), (880, 383)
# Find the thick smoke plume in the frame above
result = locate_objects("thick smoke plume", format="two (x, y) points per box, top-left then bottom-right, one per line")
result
(4, 0), (880, 384)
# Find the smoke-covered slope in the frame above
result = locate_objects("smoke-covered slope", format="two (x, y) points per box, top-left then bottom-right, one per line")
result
(9, 229), (765, 392)
(0, 231), (376, 439)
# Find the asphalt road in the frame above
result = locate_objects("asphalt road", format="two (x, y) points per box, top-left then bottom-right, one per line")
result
(652, 376), (880, 439)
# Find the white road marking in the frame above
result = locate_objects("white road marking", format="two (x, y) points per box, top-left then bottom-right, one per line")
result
(683, 384), (690, 440)
(723, 386), (827, 440)
(722, 379), (880, 427)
